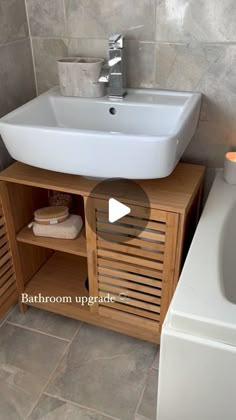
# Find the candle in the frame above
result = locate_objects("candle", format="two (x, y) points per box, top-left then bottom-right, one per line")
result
(224, 152), (236, 184)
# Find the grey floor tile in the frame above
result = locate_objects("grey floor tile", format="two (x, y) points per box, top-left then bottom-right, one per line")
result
(0, 305), (16, 327)
(152, 346), (160, 370)
(136, 370), (158, 420)
(0, 323), (67, 419)
(7, 306), (80, 340)
(29, 394), (111, 420)
(135, 414), (152, 420)
(47, 324), (157, 420)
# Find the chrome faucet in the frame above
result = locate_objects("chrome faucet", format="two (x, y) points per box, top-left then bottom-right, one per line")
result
(99, 34), (127, 99)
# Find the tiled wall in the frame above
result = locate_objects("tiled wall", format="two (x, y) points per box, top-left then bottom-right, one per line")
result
(0, 0), (36, 169)
(25, 0), (236, 169)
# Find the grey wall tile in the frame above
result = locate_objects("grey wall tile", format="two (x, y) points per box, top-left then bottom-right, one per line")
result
(156, 0), (236, 42)
(0, 323), (67, 418)
(68, 38), (108, 59)
(183, 122), (230, 168)
(156, 42), (236, 167)
(202, 167), (217, 203)
(29, 394), (111, 420)
(0, 0), (28, 45)
(32, 37), (68, 94)
(26, 0), (66, 37)
(0, 39), (36, 118)
(68, 38), (158, 89)
(47, 324), (157, 420)
(0, 2), (36, 171)
(127, 41), (156, 88)
(65, 0), (156, 41)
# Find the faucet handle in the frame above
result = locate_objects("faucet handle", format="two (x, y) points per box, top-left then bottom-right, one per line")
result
(109, 33), (124, 49)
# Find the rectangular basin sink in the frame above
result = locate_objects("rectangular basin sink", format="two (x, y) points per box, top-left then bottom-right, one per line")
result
(0, 87), (202, 179)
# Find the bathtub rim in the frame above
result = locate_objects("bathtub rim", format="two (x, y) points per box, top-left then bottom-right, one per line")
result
(168, 170), (236, 347)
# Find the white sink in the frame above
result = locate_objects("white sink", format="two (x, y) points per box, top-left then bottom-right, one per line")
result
(0, 87), (201, 179)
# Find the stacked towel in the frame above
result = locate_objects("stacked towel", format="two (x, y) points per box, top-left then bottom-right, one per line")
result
(30, 214), (83, 240)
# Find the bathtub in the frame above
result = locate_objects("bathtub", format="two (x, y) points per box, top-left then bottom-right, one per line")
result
(157, 170), (236, 420)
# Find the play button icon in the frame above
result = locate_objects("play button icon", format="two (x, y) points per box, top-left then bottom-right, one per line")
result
(108, 198), (131, 223)
(86, 178), (150, 243)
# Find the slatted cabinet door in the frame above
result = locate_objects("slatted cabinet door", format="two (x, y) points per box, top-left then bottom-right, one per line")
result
(0, 183), (19, 318)
(86, 198), (180, 335)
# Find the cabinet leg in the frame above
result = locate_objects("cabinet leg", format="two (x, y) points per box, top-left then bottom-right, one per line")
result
(19, 301), (28, 313)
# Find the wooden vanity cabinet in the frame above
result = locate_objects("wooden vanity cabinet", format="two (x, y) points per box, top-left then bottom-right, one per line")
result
(0, 162), (205, 343)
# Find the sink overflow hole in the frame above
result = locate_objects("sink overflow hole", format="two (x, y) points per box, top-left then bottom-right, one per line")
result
(109, 107), (116, 115)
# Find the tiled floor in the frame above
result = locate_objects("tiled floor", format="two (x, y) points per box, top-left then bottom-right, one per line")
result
(0, 306), (159, 420)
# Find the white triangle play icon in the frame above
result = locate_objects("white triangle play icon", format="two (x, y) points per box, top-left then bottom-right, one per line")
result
(108, 198), (131, 223)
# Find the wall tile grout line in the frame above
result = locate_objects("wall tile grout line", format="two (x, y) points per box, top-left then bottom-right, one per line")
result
(0, 37), (30, 49)
(24, 321), (83, 420)
(154, 0), (158, 45)
(24, 0), (38, 96)
(23, 35), (236, 47)
(43, 391), (121, 420)
(62, 0), (68, 39)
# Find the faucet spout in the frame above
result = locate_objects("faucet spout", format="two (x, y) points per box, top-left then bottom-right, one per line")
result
(98, 57), (122, 83)
(108, 57), (121, 67)
(98, 34), (127, 99)
(98, 64), (110, 83)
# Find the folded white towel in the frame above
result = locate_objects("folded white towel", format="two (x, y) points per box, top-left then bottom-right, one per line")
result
(30, 214), (83, 240)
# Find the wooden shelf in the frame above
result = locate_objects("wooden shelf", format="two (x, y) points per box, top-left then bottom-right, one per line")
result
(24, 251), (89, 315)
(17, 225), (87, 257)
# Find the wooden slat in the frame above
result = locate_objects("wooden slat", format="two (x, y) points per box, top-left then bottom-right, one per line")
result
(0, 282), (16, 306)
(99, 283), (161, 304)
(160, 213), (179, 323)
(99, 275), (162, 297)
(0, 242), (9, 258)
(95, 200), (168, 221)
(97, 240), (164, 262)
(100, 301), (161, 321)
(97, 249), (163, 271)
(0, 274), (16, 297)
(99, 290), (161, 313)
(0, 289), (17, 319)
(99, 306), (159, 331)
(97, 222), (165, 242)
(0, 260), (12, 279)
(0, 186), (18, 315)
(0, 225), (7, 237)
(98, 232), (165, 252)
(0, 235), (8, 248)
(98, 266), (163, 287)
(0, 251), (12, 268)
(97, 212), (166, 232)
(0, 266), (14, 288)
(98, 257), (163, 279)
